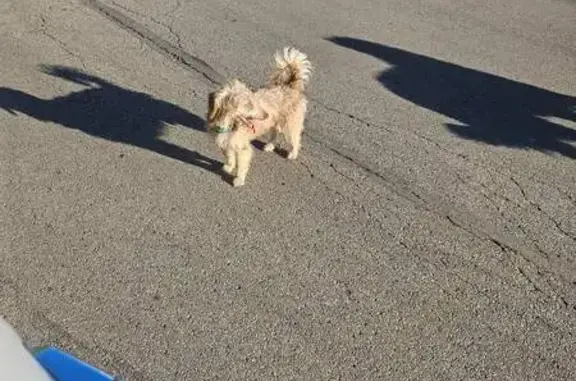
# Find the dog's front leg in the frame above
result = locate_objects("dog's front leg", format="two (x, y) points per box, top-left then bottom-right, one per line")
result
(222, 148), (236, 175)
(233, 146), (253, 187)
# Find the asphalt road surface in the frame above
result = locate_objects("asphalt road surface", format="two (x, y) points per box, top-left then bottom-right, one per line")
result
(1, 0), (575, 380)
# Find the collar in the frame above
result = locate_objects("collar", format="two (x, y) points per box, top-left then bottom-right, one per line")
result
(213, 125), (232, 134)
(212, 119), (259, 134)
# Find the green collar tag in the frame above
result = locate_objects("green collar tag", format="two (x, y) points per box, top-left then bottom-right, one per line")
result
(214, 125), (231, 134)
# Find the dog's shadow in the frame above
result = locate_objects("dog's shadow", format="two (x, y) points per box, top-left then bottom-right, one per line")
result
(0, 65), (222, 172)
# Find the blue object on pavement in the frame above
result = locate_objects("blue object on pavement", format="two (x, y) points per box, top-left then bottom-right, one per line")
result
(34, 347), (115, 381)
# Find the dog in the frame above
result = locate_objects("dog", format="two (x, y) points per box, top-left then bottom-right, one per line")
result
(206, 47), (312, 187)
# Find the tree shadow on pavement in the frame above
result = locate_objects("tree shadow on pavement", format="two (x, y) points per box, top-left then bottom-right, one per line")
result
(0, 65), (221, 171)
(327, 36), (576, 158)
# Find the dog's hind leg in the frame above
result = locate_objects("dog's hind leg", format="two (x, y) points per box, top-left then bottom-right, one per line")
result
(233, 146), (253, 187)
(264, 128), (279, 152)
(285, 112), (305, 160)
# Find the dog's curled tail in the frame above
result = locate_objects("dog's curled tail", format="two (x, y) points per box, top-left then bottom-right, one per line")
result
(268, 47), (312, 92)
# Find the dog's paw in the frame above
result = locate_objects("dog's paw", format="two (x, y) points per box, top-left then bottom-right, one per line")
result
(233, 177), (246, 187)
(287, 151), (299, 160)
(222, 164), (235, 174)
(264, 143), (275, 153)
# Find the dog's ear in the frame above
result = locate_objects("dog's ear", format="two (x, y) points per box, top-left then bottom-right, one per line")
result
(207, 91), (222, 121)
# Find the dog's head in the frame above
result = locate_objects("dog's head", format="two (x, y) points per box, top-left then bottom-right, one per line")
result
(206, 80), (268, 133)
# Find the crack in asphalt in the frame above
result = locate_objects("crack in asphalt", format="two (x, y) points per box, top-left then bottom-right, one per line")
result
(109, 0), (185, 50)
(84, 0), (225, 85)
(37, 14), (87, 70)
(510, 176), (576, 243)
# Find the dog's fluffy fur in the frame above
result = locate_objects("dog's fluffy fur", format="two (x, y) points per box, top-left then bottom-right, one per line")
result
(206, 47), (312, 187)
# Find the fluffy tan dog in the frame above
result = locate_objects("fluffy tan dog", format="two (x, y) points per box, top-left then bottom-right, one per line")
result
(206, 47), (312, 187)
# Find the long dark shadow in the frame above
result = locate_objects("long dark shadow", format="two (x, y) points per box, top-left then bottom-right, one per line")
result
(0, 65), (221, 171)
(327, 36), (576, 158)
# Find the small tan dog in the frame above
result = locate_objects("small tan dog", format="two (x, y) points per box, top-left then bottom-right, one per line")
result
(206, 47), (312, 187)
